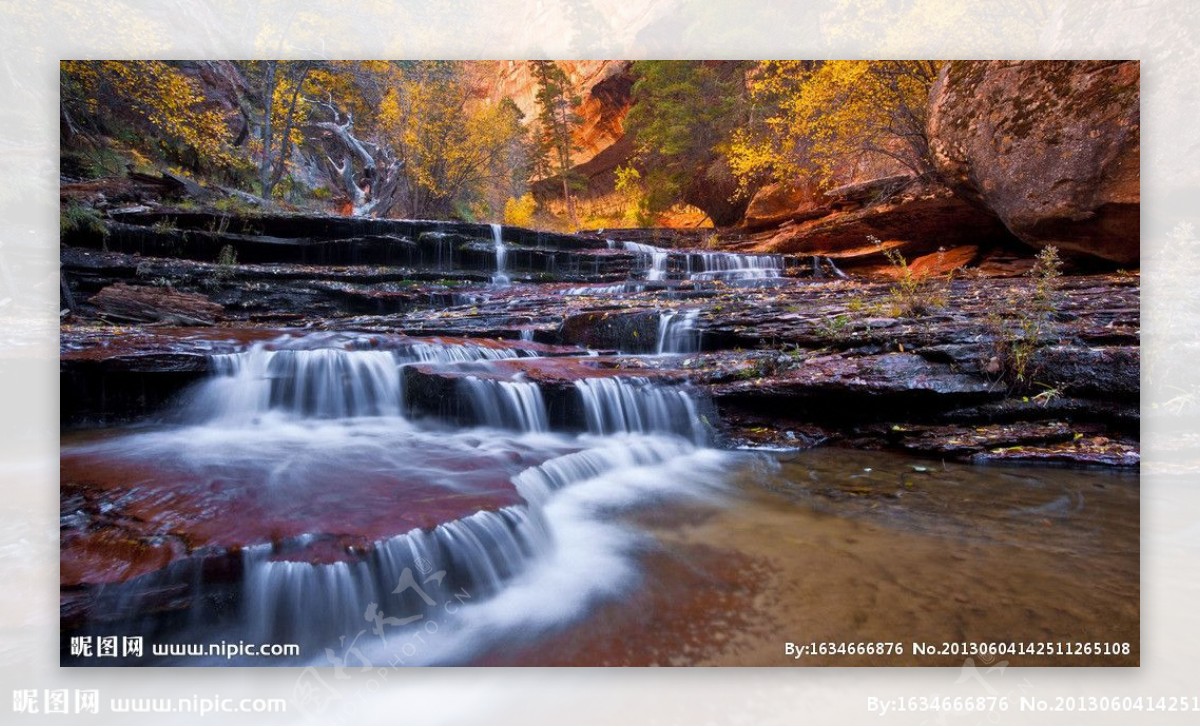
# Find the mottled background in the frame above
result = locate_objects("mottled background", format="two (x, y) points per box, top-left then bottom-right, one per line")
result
(2, 0), (1196, 723)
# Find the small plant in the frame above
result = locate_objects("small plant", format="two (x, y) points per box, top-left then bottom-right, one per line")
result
(870, 235), (946, 317)
(216, 244), (238, 267)
(1030, 384), (1062, 407)
(152, 217), (177, 232)
(60, 202), (108, 240)
(815, 313), (851, 341)
(987, 245), (1063, 387)
(206, 214), (232, 236)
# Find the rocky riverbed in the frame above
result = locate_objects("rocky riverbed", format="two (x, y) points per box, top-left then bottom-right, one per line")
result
(62, 212), (1139, 465)
(59, 212), (1140, 664)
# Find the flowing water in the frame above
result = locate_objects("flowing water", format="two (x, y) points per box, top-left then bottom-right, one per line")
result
(490, 223), (509, 285)
(657, 309), (701, 354)
(60, 330), (1138, 666)
(622, 241), (784, 285)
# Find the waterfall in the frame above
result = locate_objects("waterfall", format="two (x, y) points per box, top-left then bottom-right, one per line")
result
(461, 376), (549, 432)
(244, 507), (546, 648)
(238, 433), (729, 657)
(656, 309), (701, 354)
(191, 347), (403, 423)
(574, 377), (708, 444)
(623, 241), (670, 281)
(685, 252), (784, 282)
(68, 329), (734, 665)
(490, 223), (510, 285)
(403, 341), (528, 364)
(183, 336), (532, 425)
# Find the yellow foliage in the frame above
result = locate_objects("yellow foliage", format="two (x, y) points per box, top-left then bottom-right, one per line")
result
(729, 60), (942, 188)
(61, 60), (237, 168)
(503, 194), (538, 227)
(374, 62), (526, 217)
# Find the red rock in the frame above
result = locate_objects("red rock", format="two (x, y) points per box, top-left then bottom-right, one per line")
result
(927, 61), (1139, 265)
(741, 181), (829, 231)
(89, 283), (224, 325)
(758, 183), (1012, 267)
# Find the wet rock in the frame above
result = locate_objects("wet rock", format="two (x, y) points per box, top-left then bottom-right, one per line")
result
(560, 309), (663, 352)
(1030, 345), (1139, 400)
(89, 283), (224, 325)
(928, 61), (1140, 265)
(714, 352), (1003, 424)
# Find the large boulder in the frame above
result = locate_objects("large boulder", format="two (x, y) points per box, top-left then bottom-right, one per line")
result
(927, 61), (1140, 266)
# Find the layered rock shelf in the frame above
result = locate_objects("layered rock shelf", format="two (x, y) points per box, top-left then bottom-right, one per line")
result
(62, 213), (1139, 463)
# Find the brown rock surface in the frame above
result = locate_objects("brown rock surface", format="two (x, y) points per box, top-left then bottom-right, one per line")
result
(741, 181), (828, 231)
(927, 60), (1140, 265)
(90, 283), (224, 325)
(757, 183), (1013, 266)
(472, 61), (633, 172)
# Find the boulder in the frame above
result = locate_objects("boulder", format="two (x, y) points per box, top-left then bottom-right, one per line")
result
(927, 60), (1140, 265)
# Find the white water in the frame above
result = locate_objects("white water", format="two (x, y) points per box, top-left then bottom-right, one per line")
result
(686, 251), (784, 282)
(656, 309), (701, 354)
(66, 331), (733, 664)
(352, 435), (734, 666)
(185, 335), (531, 425)
(490, 223), (510, 285)
(623, 241), (670, 281)
(574, 377), (708, 444)
(462, 376), (550, 433)
(197, 347), (403, 423)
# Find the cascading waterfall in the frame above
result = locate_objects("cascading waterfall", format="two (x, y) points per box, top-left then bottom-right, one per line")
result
(194, 347), (404, 423)
(623, 241), (670, 281)
(68, 330), (730, 665)
(461, 376), (549, 432)
(244, 507), (546, 649)
(185, 337), (531, 425)
(490, 223), (510, 285)
(686, 251), (784, 282)
(621, 241), (784, 285)
(404, 341), (528, 364)
(656, 309), (701, 354)
(574, 376), (708, 444)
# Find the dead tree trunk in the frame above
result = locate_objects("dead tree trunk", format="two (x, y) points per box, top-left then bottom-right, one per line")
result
(310, 109), (403, 217)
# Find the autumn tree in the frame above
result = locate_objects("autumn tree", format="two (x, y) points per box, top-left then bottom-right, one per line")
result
(529, 61), (583, 228)
(729, 60), (944, 189)
(375, 62), (529, 220)
(235, 61), (321, 201)
(60, 61), (238, 175)
(623, 61), (756, 226)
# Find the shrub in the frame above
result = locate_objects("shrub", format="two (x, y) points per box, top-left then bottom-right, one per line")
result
(503, 193), (538, 227)
(987, 245), (1063, 386)
(61, 202), (108, 240)
(871, 235), (947, 317)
